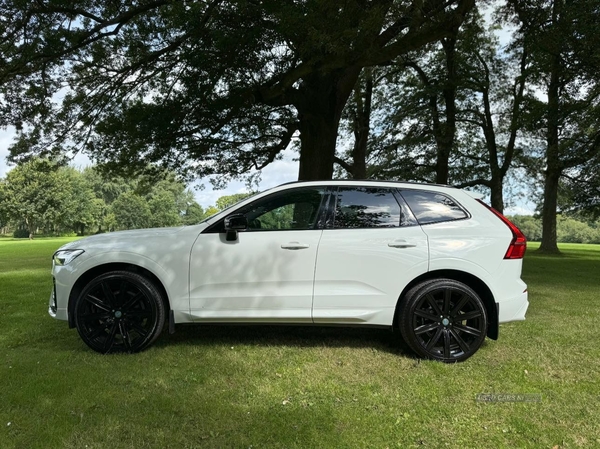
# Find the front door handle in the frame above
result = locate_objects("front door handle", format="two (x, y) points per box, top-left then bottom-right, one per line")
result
(281, 242), (310, 250)
(388, 240), (417, 248)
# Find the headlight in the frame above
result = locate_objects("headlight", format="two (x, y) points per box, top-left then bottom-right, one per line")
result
(53, 249), (85, 266)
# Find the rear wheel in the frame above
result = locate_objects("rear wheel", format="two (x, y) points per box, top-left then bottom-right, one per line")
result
(398, 279), (487, 362)
(74, 271), (165, 354)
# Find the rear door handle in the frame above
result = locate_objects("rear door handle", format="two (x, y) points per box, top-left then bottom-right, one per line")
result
(281, 242), (310, 250)
(388, 240), (417, 248)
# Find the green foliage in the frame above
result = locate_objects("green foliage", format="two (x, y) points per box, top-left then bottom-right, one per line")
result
(509, 215), (543, 242)
(12, 228), (29, 239)
(0, 159), (73, 236)
(182, 203), (205, 226)
(110, 192), (152, 231)
(509, 215), (600, 244)
(0, 160), (205, 233)
(215, 193), (254, 211)
(204, 206), (220, 218)
(1, 0), (475, 182)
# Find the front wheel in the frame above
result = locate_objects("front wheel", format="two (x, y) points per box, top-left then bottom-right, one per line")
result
(74, 271), (166, 354)
(398, 279), (488, 363)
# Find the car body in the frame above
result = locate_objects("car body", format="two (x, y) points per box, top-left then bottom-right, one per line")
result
(49, 180), (529, 361)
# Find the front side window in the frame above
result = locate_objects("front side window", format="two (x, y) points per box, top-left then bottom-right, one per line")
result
(238, 187), (326, 231)
(400, 189), (468, 225)
(334, 187), (401, 228)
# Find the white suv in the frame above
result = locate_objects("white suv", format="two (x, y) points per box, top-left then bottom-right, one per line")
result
(49, 180), (528, 362)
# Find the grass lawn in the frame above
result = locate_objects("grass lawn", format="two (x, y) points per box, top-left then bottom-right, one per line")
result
(1, 238), (599, 448)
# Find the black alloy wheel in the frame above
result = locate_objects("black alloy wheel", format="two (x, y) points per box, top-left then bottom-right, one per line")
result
(398, 279), (488, 362)
(74, 271), (165, 354)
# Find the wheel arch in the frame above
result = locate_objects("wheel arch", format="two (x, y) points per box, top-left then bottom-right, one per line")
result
(393, 269), (499, 340)
(67, 263), (170, 328)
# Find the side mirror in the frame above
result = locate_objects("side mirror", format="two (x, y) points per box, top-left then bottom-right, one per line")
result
(224, 214), (248, 241)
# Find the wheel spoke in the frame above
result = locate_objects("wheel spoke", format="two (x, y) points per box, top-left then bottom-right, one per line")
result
(449, 295), (470, 318)
(129, 321), (149, 338)
(454, 324), (482, 337)
(118, 280), (128, 307)
(414, 322), (439, 335)
(414, 309), (439, 321)
(127, 310), (152, 319)
(443, 330), (451, 358)
(103, 323), (118, 351)
(449, 328), (470, 353)
(425, 294), (443, 316)
(80, 312), (111, 322)
(119, 321), (132, 350)
(443, 289), (451, 315)
(456, 310), (483, 321)
(121, 292), (144, 311)
(87, 323), (109, 340)
(425, 328), (444, 350)
(101, 282), (117, 308)
(84, 294), (111, 312)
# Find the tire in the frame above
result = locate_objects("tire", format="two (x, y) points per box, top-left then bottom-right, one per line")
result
(74, 271), (166, 354)
(398, 279), (488, 363)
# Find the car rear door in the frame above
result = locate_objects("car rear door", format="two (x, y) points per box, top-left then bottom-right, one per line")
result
(312, 186), (429, 326)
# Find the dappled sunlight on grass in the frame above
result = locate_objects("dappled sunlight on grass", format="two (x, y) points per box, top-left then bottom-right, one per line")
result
(1, 238), (599, 448)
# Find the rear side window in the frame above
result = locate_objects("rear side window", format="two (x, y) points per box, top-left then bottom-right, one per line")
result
(334, 187), (401, 228)
(400, 190), (468, 225)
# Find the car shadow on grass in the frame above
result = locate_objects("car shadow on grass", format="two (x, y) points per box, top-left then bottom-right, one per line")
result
(155, 324), (416, 358)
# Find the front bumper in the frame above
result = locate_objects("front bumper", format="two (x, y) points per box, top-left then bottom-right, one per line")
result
(49, 262), (71, 321)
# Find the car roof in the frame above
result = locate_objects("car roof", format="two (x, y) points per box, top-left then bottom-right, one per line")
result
(277, 179), (459, 190)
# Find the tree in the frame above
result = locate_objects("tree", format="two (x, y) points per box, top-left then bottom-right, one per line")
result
(183, 203), (205, 225)
(60, 167), (104, 235)
(215, 193), (254, 211)
(1, 0), (475, 183)
(506, 0), (600, 252)
(0, 159), (72, 237)
(111, 192), (152, 230)
(347, 8), (528, 213)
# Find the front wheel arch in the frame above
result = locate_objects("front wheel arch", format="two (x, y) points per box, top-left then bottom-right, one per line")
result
(393, 270), (498, 340)
(68, 263), (170, 329)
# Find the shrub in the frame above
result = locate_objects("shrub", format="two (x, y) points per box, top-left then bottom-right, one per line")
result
(13, 228), (30, 239)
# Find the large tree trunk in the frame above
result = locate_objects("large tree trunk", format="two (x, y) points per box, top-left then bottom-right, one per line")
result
(540, 167), (560, 252)
(435, 37), (458, 185)
(489, 175), (504, 213)
(296, 69), (361, 181)
(539, 0), (562, 254)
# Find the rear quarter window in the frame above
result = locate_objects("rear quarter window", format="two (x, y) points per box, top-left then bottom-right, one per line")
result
(400, 190), (468, 225)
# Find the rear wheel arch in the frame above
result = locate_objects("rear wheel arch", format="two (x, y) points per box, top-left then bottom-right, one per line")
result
(393, 269), (499, 340)
(68, 263), (170, 329)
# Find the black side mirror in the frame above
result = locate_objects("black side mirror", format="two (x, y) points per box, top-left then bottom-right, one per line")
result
(224, 214), (248, 241)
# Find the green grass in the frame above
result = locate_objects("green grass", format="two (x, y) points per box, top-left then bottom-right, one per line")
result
(1, 238), (599, 448)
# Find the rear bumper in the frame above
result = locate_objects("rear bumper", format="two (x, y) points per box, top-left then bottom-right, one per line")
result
(498, 290), (529, 323)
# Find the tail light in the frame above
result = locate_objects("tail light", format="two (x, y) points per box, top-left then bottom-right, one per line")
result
(476, 200), (527, 259)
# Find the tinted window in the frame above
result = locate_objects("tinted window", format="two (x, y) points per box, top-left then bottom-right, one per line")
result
(400, 190), (468, 225)
(238, 188), (326, 231)
(334, 187), (401, 228)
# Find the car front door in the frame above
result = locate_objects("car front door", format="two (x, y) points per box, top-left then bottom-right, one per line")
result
(189, 187), (327, 322)
(313, 186), (429, 326)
